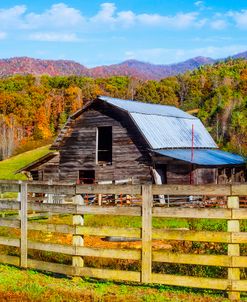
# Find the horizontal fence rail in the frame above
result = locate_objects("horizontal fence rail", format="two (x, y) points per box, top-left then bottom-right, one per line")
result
(0, 180), (247, 300)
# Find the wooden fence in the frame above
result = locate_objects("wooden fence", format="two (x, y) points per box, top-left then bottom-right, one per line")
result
(0, 180), (247, 301)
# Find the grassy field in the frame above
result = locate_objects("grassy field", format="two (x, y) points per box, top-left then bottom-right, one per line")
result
(0, 147), (244, 300)
(0, 145), (51, 180)
(0, 264), (231, 302)
(0, 213), (243, 301)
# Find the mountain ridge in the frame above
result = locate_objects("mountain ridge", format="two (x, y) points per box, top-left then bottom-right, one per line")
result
(0, 51), (246, 80)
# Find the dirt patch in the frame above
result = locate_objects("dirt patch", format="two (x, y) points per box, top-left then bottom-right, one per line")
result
(84, 235), (172, 250)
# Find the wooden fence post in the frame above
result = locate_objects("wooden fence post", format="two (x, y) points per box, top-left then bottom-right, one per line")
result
(72, 195), (84, 275)
(17, 180), (22, 202)
(48, 179), (53, 204)
(20, 182), (28, 268)
(228, 196), (240, 301)
(141, 185), (152, 283)
(98, 194), (102, 206)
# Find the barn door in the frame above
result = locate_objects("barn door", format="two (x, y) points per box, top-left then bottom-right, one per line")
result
(152, 165), (167, 205)
(152, 165), (167, 185)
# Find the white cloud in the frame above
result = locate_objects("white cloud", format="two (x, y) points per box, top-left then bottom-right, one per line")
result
(0, 5), (26, 29)
(24, 3), (85, 29)
(29, 32), (80, 42)
(89, 3), (202, 30)
(194, 1), (211, 11)
(125, 45), (247, 64)
(0, 5), (26, 19)
(0, 2), (207, 35)
(117, 10), (135, 27)
(228, 10), (247, 29)
(189, 45), (247, 58)
(194, 1), (203, 7)
(192, 36), (232, 42)
(136, 12), (200, 29)
(0, 2), (244, 45)
(136, 13), (162, 26)
(91, 3), (116, 24)
(210, 19), (227, 30)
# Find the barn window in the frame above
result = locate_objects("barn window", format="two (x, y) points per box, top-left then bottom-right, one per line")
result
(30, 170), (41, 181)
(78, 170), (95, 184)
(96, 126), (112, 165)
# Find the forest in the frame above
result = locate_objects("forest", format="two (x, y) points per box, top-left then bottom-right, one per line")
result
(0, 58), (247, 160)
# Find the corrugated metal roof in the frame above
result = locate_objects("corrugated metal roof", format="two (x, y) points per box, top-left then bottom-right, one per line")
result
(130, 113), (217, 149)
(154, 149), (245, 166)
(99, 96), (217, 149)
(99, 96), (196, 119)
(53, 96), (218, 150)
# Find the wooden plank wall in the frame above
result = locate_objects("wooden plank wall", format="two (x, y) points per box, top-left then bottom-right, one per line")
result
(152, 155), (218, 185)
(28, 154), (60, 181)
(59, 102), (152, 183)
(0, 181), (247, 301)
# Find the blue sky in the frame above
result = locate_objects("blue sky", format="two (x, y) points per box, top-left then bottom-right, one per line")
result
(0, 0), (247, 66)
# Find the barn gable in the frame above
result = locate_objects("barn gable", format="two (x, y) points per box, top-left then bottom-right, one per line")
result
(58, 100), (153, 183)
(52, 96), (217, 150)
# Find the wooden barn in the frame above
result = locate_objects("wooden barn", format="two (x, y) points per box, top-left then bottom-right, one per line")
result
(17, 96), (246, 185)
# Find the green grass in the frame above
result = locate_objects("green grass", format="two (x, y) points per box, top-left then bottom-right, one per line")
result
(0, 145), (51, 180)
(0, 264), (231, 302)
(0, 214), (242, 301)
(83, 214), (228, 231)
(47, 214), (189, 229)
(39, 213), (229, 232)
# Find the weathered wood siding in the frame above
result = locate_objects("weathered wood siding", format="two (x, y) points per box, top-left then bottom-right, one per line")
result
(59, 103), (152, 183)
(166, 165), (217, 185)
(153, 158), (217, 185)
(195, 168), (217, 185)
(29, 155), (60, 181)
(166, 164), (192, 184)
(42, 155), (60, 181)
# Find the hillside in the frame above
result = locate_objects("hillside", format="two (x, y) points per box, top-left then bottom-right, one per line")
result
(0, 54), (243, 80)
(0, 57), (88, 77)
(232, 51), (247, 59)
(0, 58), (247, 159)
(0, 56), (215, 80)
(0, 145), (51, 180)
(0, 51), (246, 80)
(89, 57), (215, 80)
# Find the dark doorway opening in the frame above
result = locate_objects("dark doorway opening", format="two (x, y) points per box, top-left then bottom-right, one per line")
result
(78, 170), (95, 184)
(97, 126), (112, 164)
(152, 165), (167, 184)
(31, 170), (40, 181)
